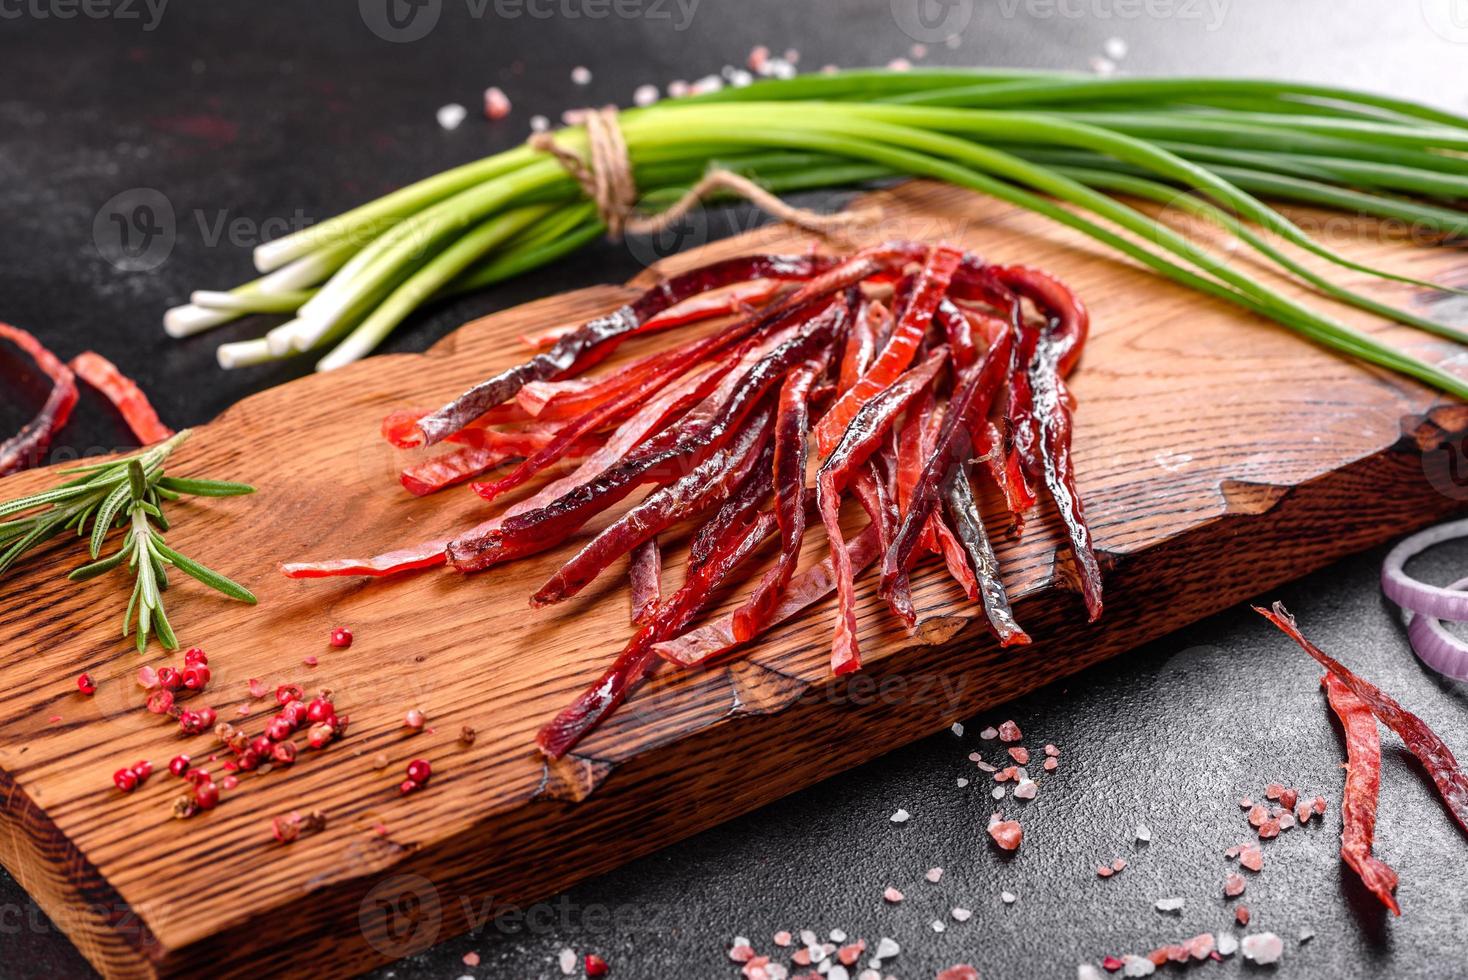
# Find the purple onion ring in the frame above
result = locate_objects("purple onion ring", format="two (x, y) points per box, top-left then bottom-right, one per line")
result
(1404, 575), (1468, 682)
(1381, 517), (1468, 620)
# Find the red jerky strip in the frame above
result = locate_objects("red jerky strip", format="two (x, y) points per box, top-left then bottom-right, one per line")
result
(280, 540), (449, 578)
(69, 351), (174, 445)
(381, 405), (526, 449)
(537, 503), (783, 758)
(818, 347), (949, 675)
(836, 300), (879, 393)
(941, 457), (1029, 646)
(419, 253), (836, 445)
(518, 278), (787, 349)
(1258, 602), (1468, 839)
(1322, 672), (1401, 915)
(532, 404), (774, 606)
(815, 246), (962, 456)
(659, 524), (885, 667)
(628, 537), (661, 626)
(998, 266), (1101, 621)
(450, 304), (843, 572)
(0, 324), (78, 476)
(732, 358), (822, 642)
(934, 299), (978, 370)
(286, 366), (718, 580)
(688, 439), (775, 573)
(400, 425), (568, 496)
(881, 317), (1012, 626)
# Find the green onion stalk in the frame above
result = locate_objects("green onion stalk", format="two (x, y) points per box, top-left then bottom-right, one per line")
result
(174, 68), (1468, 400)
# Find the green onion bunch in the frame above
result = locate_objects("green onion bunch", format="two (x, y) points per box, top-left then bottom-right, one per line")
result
(170, 68), (1468, 399)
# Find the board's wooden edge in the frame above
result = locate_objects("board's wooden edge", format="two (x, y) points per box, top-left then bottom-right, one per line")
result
(0, 761), (164, 977)
(125, 414), (1464, 979)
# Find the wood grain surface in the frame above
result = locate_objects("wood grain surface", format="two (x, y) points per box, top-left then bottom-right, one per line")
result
(0, 180), (1464, 978)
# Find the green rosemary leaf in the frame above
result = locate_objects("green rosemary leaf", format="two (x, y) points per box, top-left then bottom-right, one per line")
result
(89, 482), (133, 559)
(127, 461), (147, 502)
(68, 548), (129, 582)
(153, 485), (181, 501)
(153, 604), (178, 650)
(155, 477), (256, 497)
(124, 578), (139, 641)
(155, 543), (257, 604)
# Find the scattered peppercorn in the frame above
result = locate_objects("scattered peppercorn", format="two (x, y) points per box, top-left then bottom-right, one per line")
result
(459, 725), (477, 746)
(406, 759), (431, 785)
(183, 648), (208, 667)
(113, 768), (138, 792)
(404, 708), (426, 731)
(585, 953), (610, 977)
(76, 673), (96, 696)
(194, 780), (219, 810)
(168, 754), (190, 777)
(329, 626), (353, 648)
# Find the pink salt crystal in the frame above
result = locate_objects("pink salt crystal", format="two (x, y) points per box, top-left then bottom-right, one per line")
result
(1295, 801), (1313, 824)
(1258, 819), (1281, 840)
(774, 931), (791, 947)
(483, 86), (511, 120)
(1279, 813), (1296, 831)
(926, 867), (944, 883)
(137, 665), (158, 689)
(998, 720), (1022, 742)
(1186, 934), (1215, 960)
(1097, 866), (1114, 878)
(937, 966), (980, 980)
(1247, 804), (1268, 827)
(791, 948), (811, 966)
(747, 45), (769, 72)
(1008, 746), (1030, 764)
(741, 956), (771, 980)
(967, 751), (983, 762)
(303, 655), (318, 667)
(884, 886), (904, 903)
(1240, 845), (1264, 872)
(1225, 844), (1243, 859)
(220, 775), (239, 790)
(462, 952), (481, 967)
(1044, 744), (1059, 757)
(1112, 858), (1127, 872)
(729, 945), (755, 963)
(989, 819), (1023, 851)
(1013, 779), (1038, 800)
(1313, 795), (1328, 815)
(1279, 787), (1299, 810)
(1043, 757), (1059, 772)
(1225, 873), (1246, 897)
(1238, 797), (1253, 809)
(838, 941), (865, 965)
(248, 677), (267, 699)
(976, 760), (998, 773)
(886, 57), (912, 71)
(979, 726), (999, 740)
(1265, 783), (1284, 800)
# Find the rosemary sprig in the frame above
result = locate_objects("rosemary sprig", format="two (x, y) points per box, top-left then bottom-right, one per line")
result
(0, 430), (257, 651)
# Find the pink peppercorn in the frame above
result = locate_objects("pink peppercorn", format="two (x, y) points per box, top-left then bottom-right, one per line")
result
(406, 759), (431, 785)
(76, 673), (96, 696)
(183, 648), (208, 667)
(329, 627), (353, 649)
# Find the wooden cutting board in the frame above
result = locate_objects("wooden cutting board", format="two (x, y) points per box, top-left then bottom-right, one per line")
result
(1, 181), (1465, 979)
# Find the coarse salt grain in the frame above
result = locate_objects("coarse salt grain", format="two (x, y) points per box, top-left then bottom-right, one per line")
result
(931, 919), (946, 933)
(829, 929), (847, 943)
(926, 867), (944, 882)
(1112, 858), (1127, 872)
(1103, 36), (1128, 59)
(1216, 932), (1238, 956)
(1121, 954), (1155, 977)
(883, 886), (904, 903)
(957, 777), (970, 788)
(1236, 906), (1251, 926)
(529, 114), (549, 132)
(774, 931), (791, 947)
(436, 103), (467, 130)
(951, 722), (965, 737)
(951, 907), (972, 922)
(463, 952), (480, 967)
(1154, 897), (1185, 913)
(1265, 783), (1284, 800)
(1013, 779), (1038, 800)
(1001, 890), (1017, 904)
(890, 809), (910, 823)
(1240, 932), (1283, 964)
(998, 720), (1022, 742)
(1135, 823), (1151, 843)
(558, 948), (577, 975)
(571, 66), (592, 85)
(1079, 966), (1104, 980)
(632, 84), (659, 107)
(937, 967), (979, 980)
(887, 57), (912, 71)
(980, 726), (998, 740)
(730, 944), (755, 963)
(483, 86), (511, 120)
(1097, 865), (1114, 878)
(1240, 845), (1264, 872)
(1009, 746), (1030, 764)
(967, 751), (982, 762)
(1225, 872), (1246, 897)
(992, 786), (1005, 800)
(1044, 743), (1060, 757)
(874, 937), (900, 961)
(989, 819), (1023, 850)
(1043, 757), (1059, 772)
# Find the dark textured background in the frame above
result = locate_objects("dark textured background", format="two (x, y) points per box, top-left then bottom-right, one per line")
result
(2, 1), (1468, 977)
